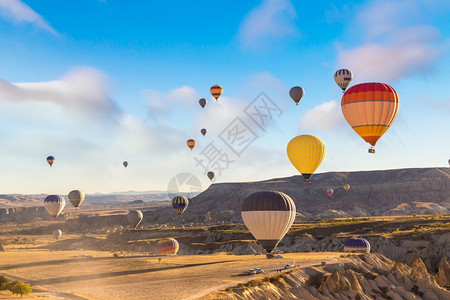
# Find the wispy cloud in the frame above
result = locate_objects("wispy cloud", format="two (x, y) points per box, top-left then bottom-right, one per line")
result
(238, 0), (299, 49)
(0, 0), (57, 34)
(299, 101), (344, 131)
(0, 67), (119, 117)
(144, 85), (200, 119)
(337, 0), (445, 82)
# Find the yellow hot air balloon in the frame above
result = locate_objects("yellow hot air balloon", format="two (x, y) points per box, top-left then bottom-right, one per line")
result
(343, 184), (350, 191)
(341, 82), (399, 153)
(287, 135), (326, 183)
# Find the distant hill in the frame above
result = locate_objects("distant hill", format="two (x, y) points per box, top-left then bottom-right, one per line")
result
(189, 167), (450, 218)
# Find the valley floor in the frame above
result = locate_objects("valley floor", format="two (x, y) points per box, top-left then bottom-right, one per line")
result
(0, 247), (341, 300)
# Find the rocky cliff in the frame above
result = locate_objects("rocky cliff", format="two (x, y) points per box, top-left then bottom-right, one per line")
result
(202, 254), (450, 299)
(190, 168), (450, 218)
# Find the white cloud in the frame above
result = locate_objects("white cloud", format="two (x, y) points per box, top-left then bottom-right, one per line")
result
(239, 0), (299, 48)
(145, 85), (200, 117)
(0, 0), (57, 34)
(299, 101), (344, 131)
(0, 67), (119, 117)
(337, 0), (445, 82)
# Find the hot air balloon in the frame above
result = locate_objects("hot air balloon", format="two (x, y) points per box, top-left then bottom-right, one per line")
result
(326, 189), (334, 197)
(187, 139), (196, 150)
(201, 128), (207, 136)
(344, 238), (370, 253)
(123, 161), (128, 168)
(199, 98), (207, 109)
(341, 83), (399, 153)
(44, 195), (65, 220)
(68, 190), (85, 208)
(289, 86), (305, 105)
(207, 171), (215, 181)
(343, 184), (350, 191)
(287, 135), (326, 183)
(47, 156), (55, 167)
(241, 191), (296, 253)
(210, 85), (223, 101)
(172, 196), (188, 216)
(334, 69), (353, 92)
(127, 210), (143, 229)
(53, 229), (62, 240)
(157, 238), (179, 255)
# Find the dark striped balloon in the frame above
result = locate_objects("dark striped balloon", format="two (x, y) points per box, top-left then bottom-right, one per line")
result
(344, 238), (370, 253)
(241, 191), (296, 253)
(157, 238), (179, 255)
(210, 85), (223, 100)
(172, 196), (189, 216)
(44, 195), (65, 219)
(334, 69), (353, 91)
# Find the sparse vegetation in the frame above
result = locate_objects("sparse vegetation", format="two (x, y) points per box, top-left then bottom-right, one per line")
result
(0, 277), (32, 297)
(5, 281), (32, 297)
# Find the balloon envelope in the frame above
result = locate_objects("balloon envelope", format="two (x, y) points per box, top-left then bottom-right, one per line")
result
(127, 210), (143, 228)
(47, 156), (55, 167)
(187, 139), (196, 150)
(44, 195), (65, 219)
(326, 189), (333, 196)
(334, 69), (353, 91)
(68, 190), (85, 208)
(157, 238), (179, 255)
(53, 229), (62, 240)
(343, 184), (350, 191)
(199, 98), (207, 108)
(210, 85), (223, 100)
(344, 238), (370, 253)
(289, 86), (305, 105)
(207, 171), (215, 181)
(241, 191), (296, 253)
(341, 82), (399, 151)
(201, 128), (207, 136)
(287, 135), (326, 183)
(123, 161), (128, 168)
(172, 196), (188, 216)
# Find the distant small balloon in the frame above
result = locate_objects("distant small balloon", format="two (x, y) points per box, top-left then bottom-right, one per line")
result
(157, 238), (179, 255)
(47, 156), (55, 167)
(123, 161), (128, 168)
(53, 229), (62, 240)
(199, 98), (207, 109)
(326, 189), (334, 197)
(207, 171), (215, 181)
(210, 85), (223, 101)
(44, 195), (65, 220)
(201, 128), (207, 136)
(68, 190), (85, 208)
(172, 196), (189, 216)
(343, 184), (350, 191)
(334, 69), (353, 91)
(289, 86), (305, 105)
(187, 139), (196, 150)
(127, 210), (143, 229)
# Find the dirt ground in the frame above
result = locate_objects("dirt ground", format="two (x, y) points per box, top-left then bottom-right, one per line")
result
(0, 243), (341, 300)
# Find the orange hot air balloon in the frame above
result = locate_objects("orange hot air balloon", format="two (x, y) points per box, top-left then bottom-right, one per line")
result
(210, 85), (223, 101)
(341, 82), (399, 153)
(187, 139), (196, 150)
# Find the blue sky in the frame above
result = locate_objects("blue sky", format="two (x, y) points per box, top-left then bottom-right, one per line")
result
(0, 0), (448, 194)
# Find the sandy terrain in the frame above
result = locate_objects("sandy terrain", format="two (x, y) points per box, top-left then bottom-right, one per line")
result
(0, 244), (341, 300)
